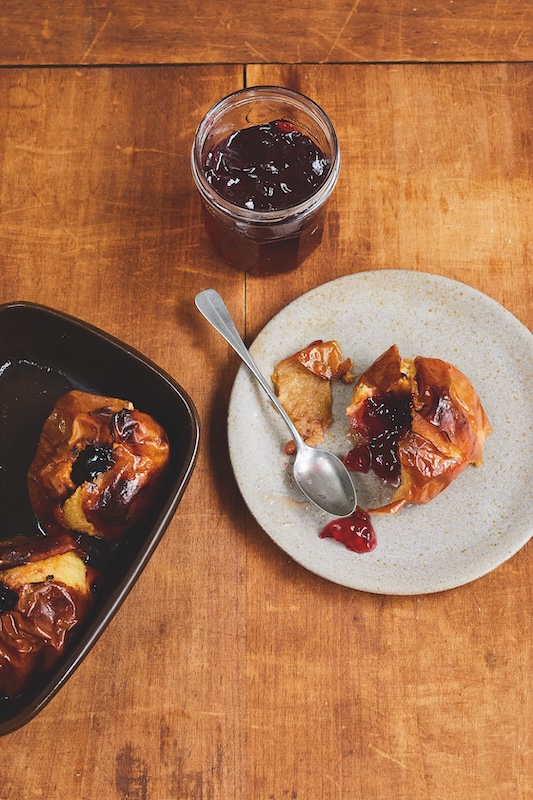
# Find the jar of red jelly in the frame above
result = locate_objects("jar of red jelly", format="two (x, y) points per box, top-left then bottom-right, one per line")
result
(191, 86), (340, 276)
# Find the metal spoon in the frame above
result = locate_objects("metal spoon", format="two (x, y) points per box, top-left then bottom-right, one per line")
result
(195, 289), (357, 517)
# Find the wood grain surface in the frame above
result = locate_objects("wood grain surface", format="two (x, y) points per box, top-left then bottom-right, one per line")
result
(1, 0), (533, 66)
(1, 6), (533, 800)
(244, 62), (533, 336)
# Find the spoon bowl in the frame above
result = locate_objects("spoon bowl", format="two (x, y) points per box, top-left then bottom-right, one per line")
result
(195, 289), (357, 518)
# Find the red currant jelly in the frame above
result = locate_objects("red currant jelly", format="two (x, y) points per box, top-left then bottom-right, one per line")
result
(319, 507), (377, 553)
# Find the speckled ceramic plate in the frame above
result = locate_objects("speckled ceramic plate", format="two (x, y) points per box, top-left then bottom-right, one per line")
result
(227, 270), (533, 595)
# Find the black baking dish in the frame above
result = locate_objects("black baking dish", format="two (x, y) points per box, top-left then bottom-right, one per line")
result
(0, 301), (200, 735)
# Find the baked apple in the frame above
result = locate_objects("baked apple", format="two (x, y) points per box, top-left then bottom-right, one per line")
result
(346, 345), (492, 513)
(27, 390), (170, 541)
(0, 535), (95, 699)
(272, 340), (353, 454)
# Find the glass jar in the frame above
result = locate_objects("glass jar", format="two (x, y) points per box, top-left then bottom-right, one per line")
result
(190, 86), (340, 276)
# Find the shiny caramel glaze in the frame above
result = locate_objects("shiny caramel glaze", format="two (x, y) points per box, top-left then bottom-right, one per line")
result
(0, 578), (93, 699)
(0, 531), (77, 569)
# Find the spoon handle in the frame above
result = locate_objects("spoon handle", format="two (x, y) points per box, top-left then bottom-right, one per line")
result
(195, 289), (303, 446)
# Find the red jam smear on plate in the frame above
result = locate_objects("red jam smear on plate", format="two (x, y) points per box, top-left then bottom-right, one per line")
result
(319, 507), (377, 553)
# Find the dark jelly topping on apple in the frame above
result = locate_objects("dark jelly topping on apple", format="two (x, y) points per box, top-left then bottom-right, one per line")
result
(71, 444), (115, 485)
(203, 119), (330, 212)
(0, 582), (18, 614)
(346, 390), (412, 484)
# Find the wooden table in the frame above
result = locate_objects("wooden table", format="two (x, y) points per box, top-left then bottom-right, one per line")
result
(1, 3), (532, 798)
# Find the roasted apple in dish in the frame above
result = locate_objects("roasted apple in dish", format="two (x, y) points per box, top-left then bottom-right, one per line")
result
(345, 345), (492, 513)
(272, 340), (353, 454)
(27, 390), (170, 541)
(0, 534), (95, 699)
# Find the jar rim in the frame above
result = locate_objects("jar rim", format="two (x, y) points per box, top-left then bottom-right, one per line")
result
(190, 85), (341, 225)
